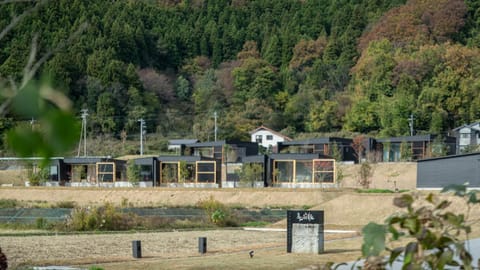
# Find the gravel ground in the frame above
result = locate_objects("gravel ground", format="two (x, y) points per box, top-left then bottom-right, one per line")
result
(0, 229), (359, 269)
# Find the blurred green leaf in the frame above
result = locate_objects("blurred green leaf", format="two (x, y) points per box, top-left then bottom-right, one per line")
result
(442, 184), (467, 196)
(11, 80), (42, 118)
(361, 222), (386, 257)
(393, 194), (414, 208)
(6, 78), (79, 166)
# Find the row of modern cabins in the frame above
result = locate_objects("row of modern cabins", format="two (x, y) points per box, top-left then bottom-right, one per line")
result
(8, 133), (458, 189)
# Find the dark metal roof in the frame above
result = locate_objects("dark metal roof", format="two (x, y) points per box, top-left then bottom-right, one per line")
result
(452, 122), (480, 131)
(417, 152), (480, 163)
(63, 156), (117, 164)
(186, 140), (257, 148)
(133, 157), (158, 164)
(157, 155), (202, 162)
(280, 137), (352, 146)
(169, 139), (199, 145)
(268, 153), (331, 160)
(376, 134), (456, 143)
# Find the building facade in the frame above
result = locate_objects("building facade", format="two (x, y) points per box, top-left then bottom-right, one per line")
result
(452, 122), (480, 154)
(417, 153), (480, 189)
(250, 126), (291, 153)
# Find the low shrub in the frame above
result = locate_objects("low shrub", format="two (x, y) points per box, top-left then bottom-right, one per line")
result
(241, 221), (270, 227)
(196, 195), (238, 227)
(0, 199), (17, 208)
(54, 201), (77, 208)
(64, 202), (139, 231)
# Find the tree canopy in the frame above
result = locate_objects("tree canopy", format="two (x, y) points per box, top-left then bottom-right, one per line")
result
(1, 0), (479, 150)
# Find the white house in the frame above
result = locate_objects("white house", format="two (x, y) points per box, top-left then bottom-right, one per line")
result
(250, 126), (291, 153)
(452, 122), (480, 154)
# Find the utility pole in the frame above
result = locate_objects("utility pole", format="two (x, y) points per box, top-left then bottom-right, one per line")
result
(214, 111), (217, 141)
(408, 114), (414, 136)
(138, 118), (145, 155)
(77, 109), (88, 157)
(30, 117), (35, 131)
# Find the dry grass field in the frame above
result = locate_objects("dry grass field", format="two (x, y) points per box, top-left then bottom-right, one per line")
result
(2, 188), (480, 269)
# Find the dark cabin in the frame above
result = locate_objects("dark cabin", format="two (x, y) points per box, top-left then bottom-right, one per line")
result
(277, 137), (356, 163)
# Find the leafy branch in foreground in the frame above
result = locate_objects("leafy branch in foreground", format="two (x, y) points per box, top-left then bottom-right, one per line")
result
(1, 0), (87, 165)
(361, 184), (479, 270)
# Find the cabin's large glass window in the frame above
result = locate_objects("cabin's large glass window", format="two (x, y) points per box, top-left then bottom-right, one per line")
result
(97, 162), (115, 182)
(295, 160), (312, 183)
(140, 165), (152, 181)
(196, 161), (216, 183)
(195, 147), (214, 158)
(49, 165), (58, 181)
(161, 162), (179, 183)
(274, 160), (294, 183)
(313, 159), (335, 183)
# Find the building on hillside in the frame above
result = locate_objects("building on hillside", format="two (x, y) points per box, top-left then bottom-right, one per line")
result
(157, 155), (208, 187)
(168, 139), (199, 154)
(376, 135), (456, 162)
(417, 152), (480, 189)
(131, 156), (160, 187)
(173, 140), (260, 188)
(277, 137), (356, 163)
(62, 157), (126, 187)
(250, 126), (291, 153)
(267, 153), (336, 188)
(452, 122), (480, 154)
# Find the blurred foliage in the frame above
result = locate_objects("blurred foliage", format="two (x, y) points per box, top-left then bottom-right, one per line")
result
(360, 184), (479, 269)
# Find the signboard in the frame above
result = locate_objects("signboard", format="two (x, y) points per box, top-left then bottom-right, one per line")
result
(287, 210), (324, 254)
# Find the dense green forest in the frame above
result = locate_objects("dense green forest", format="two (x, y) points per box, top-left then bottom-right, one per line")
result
(1, 0), (480, 152)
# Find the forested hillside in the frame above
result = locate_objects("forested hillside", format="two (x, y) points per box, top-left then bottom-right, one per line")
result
(1, 0), (480, 148)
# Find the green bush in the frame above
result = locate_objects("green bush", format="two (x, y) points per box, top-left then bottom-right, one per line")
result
(54, 201), (77, 208)
(35, 217), (48, 229)
(196, 195), (237, 227)
(0, 199), (18, 208)
(65, 202), (139, 231)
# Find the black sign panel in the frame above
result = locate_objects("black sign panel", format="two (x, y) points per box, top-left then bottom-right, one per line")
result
(287, 210), (324, 253)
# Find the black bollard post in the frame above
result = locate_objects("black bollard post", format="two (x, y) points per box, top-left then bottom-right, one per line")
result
(132, 240), (142, 258)
(198, 237), (207, 254)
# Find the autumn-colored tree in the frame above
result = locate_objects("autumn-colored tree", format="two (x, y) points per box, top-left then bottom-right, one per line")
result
(289, 37), (328, 72)
(358, 0), (467, 51)
(352, 135), (366, 163)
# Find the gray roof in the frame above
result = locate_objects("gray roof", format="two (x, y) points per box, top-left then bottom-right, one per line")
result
(452, 122), (480, 132)
(376, 135), (436, 143)
(158, 155), (201, 162)
(269, 153), (331, 160)
(417, 152), (480, 163)
(169, 139), (199, 145)
(280, 137), (352, 146)
(63, 156), (117, 164)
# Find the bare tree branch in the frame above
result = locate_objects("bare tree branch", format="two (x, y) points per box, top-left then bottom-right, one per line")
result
(0, 6), (88, 116)
(22, 22), (88, 89)
(0, 0), (46, 41)
(0, 0), (41, 4)
(23, 34), (39, 85)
